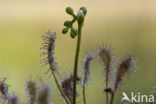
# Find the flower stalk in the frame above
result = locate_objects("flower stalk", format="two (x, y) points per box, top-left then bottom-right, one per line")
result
(62, 7), (87, 104)
(73, 23), (82, 104)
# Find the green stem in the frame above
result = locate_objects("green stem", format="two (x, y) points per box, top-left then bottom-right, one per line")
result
(106, 72), (109, 104)
(73, 23), (82, 104)
(83, 82), (86, 104)
(106, 81), (108, 104)
(110, 92), (115, 104)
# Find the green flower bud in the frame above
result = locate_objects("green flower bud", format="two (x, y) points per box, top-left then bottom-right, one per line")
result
(77, 10), (84, 24)
(62, 27), (68, 34)
(66, 7), (74, 15)
(70, 32), (75, 38)
(64, 21), (72, 27)
(80, 7), (87, 16)
(71, 28), (78, 36)
(70, 28), (77, 38)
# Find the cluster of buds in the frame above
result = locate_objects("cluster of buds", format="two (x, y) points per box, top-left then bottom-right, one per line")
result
(62, 7), (87, 38)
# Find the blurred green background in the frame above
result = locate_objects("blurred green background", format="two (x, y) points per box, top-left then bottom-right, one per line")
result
(0, 0), (156, 104)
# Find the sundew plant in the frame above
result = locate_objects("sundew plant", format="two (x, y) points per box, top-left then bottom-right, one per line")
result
(0, 6), (155, 104)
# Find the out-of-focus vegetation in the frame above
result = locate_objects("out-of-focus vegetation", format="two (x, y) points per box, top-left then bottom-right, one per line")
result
(0, 0), (156, 104)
